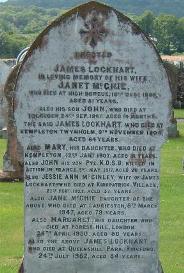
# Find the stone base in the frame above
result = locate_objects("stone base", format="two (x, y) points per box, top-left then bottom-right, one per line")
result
(168, 123), (179, 138)
(0, 170), (23, 182)
(159, 260), (164, 273)
(18, 258), (164, 273)
(18, 257), (24, 273)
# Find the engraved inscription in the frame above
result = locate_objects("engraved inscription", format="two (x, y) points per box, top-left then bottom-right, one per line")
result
(15, 3), (171, 273)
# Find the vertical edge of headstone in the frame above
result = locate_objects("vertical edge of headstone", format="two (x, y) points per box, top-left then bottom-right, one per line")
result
(159, 260), (164, 273)
(18, 257), (24, 273)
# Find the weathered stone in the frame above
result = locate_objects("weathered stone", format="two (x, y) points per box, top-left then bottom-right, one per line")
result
(177, 70), (184, 107)
(0, 60), (15, 134)
(168, 110), (179, 138)
(18, 257), (24, 273)
(162, 55), (184, 107)
(164, 62), (178, 104)
(158, 261), (164, 273)
(2, 64), (23, 180)
(17, 258), (164, 273)
(15, 2), (171, 273)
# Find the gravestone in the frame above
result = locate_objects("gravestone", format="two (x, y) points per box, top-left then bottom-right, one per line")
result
(0, 51), (29, 180)
(14, 2), (171, 273)
(2, 64), (23, 180)
(0, 60), (15, 134)
(168, 110), (179, 138)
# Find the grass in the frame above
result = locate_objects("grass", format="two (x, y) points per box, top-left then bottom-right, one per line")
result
(0, 123), (184, 273)
(160, 122), (184, 273)
(0, 140), (23, 273)
(174, 108), (184, 119)
(0, 183), (23, 273)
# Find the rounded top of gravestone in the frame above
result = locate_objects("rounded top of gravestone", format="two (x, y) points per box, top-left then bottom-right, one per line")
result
(15, 1), (171, 147)
(19, 1), (160, 66)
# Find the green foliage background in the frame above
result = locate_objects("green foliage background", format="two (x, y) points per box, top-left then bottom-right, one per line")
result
(0, 3), (184, 58)
(0, 5), (63, 58)
(4, 0), (184, 18)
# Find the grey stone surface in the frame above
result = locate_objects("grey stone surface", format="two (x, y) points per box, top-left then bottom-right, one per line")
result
(168, 122), (179, 137)
(168, 111), (179, 138)
(18, 257), (24, 273)
(158, 261), (164, 273)
(14, 2), (171, 273)
(0, 60), (11, 131)
(2, 64), (23, 179)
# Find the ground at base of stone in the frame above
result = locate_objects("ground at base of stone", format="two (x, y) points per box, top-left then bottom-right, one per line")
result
(18, 258), (24, 273)
(159, 261), (164, 273)
(0, 170), (23, 182)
